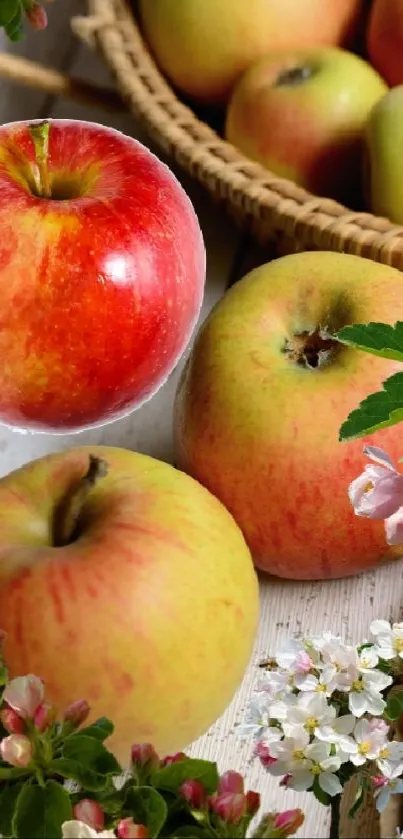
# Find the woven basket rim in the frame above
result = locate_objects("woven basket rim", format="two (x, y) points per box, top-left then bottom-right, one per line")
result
(86, 0), (403, 270)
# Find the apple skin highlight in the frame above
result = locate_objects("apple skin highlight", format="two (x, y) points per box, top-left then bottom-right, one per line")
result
(174, 251), (403, 581)
(0, 119), (205, 433)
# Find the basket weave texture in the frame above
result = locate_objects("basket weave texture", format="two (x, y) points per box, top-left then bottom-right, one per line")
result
(81, 0), (403, 270)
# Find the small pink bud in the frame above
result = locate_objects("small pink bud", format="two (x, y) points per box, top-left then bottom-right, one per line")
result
(274, 809), (305, 836)
(117, 818), (149, 838)
(0, 734), (33, 767)
(0, 708), (25, 735)
(63, 699), (90, 728)
(246, 790), (260, 816)
(131, 743), (159, 771)
(3, 674), (44, 720)
(73, 799), (104, 831)
(160, 751), (186, 767)
(373, 775), (388, 789)
(217, 771), (244, 795)
(180, 779), (206, 809)
(25, 2), (48, 29)
(255, 741), (277, 768)
(280, 774), (293, 788)
(209, 792), (246, 825)
(34, 702), (56, 733)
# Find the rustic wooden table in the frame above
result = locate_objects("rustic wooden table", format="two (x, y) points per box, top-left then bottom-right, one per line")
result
(0, 5), (401, 837)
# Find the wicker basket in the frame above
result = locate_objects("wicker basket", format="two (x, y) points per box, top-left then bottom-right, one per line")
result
(80, 0), (403, 271)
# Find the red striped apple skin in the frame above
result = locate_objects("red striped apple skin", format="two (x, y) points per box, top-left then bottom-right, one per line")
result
(0, 446), (259, 763)
(174, 251), (403, 581)
(0, 119), (205, 433)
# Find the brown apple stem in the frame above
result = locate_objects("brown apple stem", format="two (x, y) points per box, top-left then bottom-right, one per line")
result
(29, 120), (51, 199)
(53, 455), (108, 548)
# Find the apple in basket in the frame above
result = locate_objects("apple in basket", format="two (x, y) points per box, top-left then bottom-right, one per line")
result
(139, 0), (365, 105)
(0, 119), (205, 433)
(225, 47), (387, 205)
(365, 86), (403, 225)
(173, 251), (403, 581)
(0, 446), (259, 763)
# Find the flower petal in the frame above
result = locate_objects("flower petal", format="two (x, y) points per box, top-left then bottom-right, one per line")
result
(319, 772), (343, 797)
(370, 619), (392, 636)
(287, 770), (313, 792)
(348, 692), (367, 717)
(363, 446), (397, 471)
(385, 508), (403, 546)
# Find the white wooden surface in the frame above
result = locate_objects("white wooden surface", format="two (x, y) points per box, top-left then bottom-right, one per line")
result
(0, 9), (401, 837)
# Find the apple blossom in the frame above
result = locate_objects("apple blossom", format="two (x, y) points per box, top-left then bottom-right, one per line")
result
(347, 718), (388, 767)
(348, 446), (403, 519)
(282, 692), (336, 737)
(217, 771), (244, 794)
(0, 707), (24, 734)
(236, 693), (276, 739)
(373, 762), (403, 812)
(348, 668), (392, 717)
(160, 752), (186, 767)
(25, 2), (48, 29)
(3, 674), (44, 720)
(255, 740), (278, 768)
(370, 619), (403, 660)
(117, 819), (149, 839)
(63, 699), (90, 728)
(257, 809), (305, 837)
(130, 743), (160, 773)
(209, 790), (247, 824)
(34, 701), (56, 732)
(180, 779), (207, 809)
(73, 800), (105, 832)
(377, 744), (403, 774)
(0, 733), (33, 767)
(62, 823), (116, 839)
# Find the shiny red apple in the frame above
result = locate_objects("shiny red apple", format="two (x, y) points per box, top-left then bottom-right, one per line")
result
(0, 119), (205, 432)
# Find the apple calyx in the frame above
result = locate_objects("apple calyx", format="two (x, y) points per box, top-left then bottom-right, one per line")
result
(283, 328), (339, 369)
(29, 120), (51, 199)
(53, 455), (108, 547)
(275, 66), (314, 87)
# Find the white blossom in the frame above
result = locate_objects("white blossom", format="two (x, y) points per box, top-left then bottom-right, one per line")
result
(377, 743), (403, 775)
(357, 647), (379, 671)
(373, 763), (403, 813)
(282, 692), (335, 738)
(283, 740), (342, 797)
(315, 713), (356, 758)
(256, 668), (290, 699)
(276, 639), (316, 674)
(62, 823), (116, 839)
(236, 692), (272, 739)
(370, 620), (403, 660)
(348, 669), (392, 717)
(347, 719), (388, 767)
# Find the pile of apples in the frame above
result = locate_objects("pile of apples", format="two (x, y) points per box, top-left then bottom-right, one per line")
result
(140, 0), (403, 220)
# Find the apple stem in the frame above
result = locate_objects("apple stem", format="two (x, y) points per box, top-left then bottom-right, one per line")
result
(29, 120), (51, 199)
(53, 455), (109, 548)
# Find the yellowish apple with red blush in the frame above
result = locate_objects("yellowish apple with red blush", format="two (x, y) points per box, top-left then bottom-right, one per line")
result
(225, 47), (387, 204)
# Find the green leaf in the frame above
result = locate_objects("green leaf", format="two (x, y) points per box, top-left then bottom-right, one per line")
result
(49, 757), (110, 792)
(76, 717), (114, 741)
(336, 321), (403, 362)
(153, 759), (219, 796)
(0, 0), (20, 26)
(62, 733), (121, 775)
(0, 784), (23, 837)
(348, 781), (365, 819)
(339, 371), (403, 441)
(385, 691), (403, 721)
(312, 777), (330, 806)
(125, 786), (168, 837)
(13, 780), (72, 838)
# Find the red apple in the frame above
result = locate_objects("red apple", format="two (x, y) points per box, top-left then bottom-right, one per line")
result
(174, 251), (403, 581)
(0, 119), (205, 433)
(0, 446), (259, 762)
(367, 0), (403, 88)
(225, 47), (387, 204)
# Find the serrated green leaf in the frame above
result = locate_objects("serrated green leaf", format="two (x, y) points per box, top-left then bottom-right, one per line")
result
(0, 784), (23, 837)
(153, 759), (219, 796)
(62, 733), (121, 775)
(124, 785), (168, 837)
(49, 757), (110, 792)
(0, 0), (20, 26)
(385, 690), (403, 721)
(339, 371), (403, 441)
(13, 780), (72, 838)
(76, 716), (114, 741)
(336, 321), (403, 362)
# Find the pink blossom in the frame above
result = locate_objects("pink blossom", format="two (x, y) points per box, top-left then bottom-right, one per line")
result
(259, 809), (305, 837)
(34, 702), (56, 732)
(73, 800), (104, 831)
(131, 743), (159, 771)
(373, 775), (388, 788)
(0, 708), (25, 735)
(117, 818), (149, 838)
(209, 791), (246, 825)
(217, 770), (244, 795)
(160, 752), (186, 767)
(63, 699), (90, 728)
(368, 717), (390, 737)
(245, 790), (260, 815)
(180, 779), (206, 809)
(0, 734), (33, 767)
(349, 447), (403, 520)
(25, 2), (48, 29)
(3, 675), (44, 720)
(255, 741), (277, 768)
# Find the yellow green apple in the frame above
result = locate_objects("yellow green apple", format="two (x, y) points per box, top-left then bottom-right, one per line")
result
(225, 47), (387, 203)
(139, 0), (365, 105)
(174, 251), (403, 581)
(365, 86), (403, 224)
(0, 446), (259, 762)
